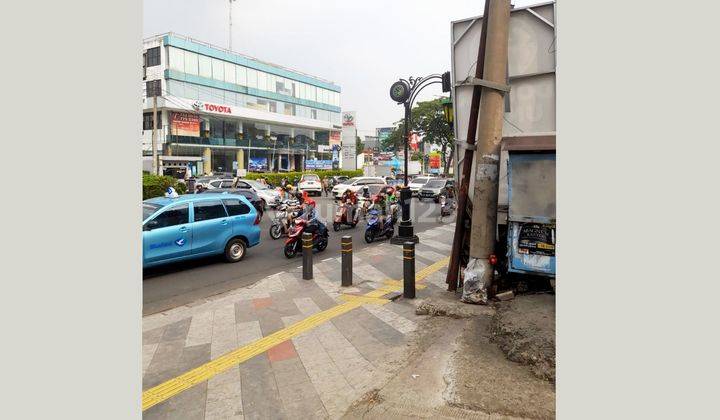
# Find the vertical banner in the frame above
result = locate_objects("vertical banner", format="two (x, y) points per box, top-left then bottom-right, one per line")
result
(341, 111), (357, 170)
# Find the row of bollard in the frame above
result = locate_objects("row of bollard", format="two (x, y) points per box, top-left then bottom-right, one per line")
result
(301, 232), (416, 298)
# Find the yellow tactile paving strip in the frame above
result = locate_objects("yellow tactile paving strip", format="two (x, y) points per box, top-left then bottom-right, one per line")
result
(142, 257), (450, 411)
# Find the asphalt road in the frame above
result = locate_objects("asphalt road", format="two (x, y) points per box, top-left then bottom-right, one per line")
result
(143, 194), (447, 315)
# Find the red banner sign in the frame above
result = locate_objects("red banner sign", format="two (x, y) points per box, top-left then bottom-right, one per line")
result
(171, 112), (200, 137)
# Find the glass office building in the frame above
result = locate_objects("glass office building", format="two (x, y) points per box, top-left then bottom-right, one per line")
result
(142, 33), (342, 176)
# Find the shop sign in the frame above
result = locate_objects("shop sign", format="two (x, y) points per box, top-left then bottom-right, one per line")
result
(429, 152), (441, 169)
(191, 101), (231, 114)
(170, 112), (200, 137)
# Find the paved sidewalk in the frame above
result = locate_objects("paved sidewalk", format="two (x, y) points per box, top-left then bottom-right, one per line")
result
(142, 223), (457, 419)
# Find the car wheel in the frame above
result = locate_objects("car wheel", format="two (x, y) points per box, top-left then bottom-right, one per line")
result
(224, 238), (247, 262)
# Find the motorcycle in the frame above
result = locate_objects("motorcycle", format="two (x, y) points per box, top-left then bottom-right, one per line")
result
(284, 217), (329, 258)
(438, 194), (456, 222)
(333, 202), (358, 231)
(269, 200), (301, 239)
(364, 209), (395, 243)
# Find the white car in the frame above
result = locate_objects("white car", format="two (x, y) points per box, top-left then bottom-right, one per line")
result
(297, 174), (323, 196)
(332, 177), (387, 199)
(234, 179), (281, 208)
(408, 176), (435, 196)
(206, 178), (235, 189)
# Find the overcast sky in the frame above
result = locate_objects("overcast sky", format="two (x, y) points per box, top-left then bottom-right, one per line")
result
(144, 0), (537, 137)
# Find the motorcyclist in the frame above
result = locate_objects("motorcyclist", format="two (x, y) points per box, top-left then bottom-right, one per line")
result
(441, 186), (457, 214)
(340, 189), (358, 222)
(300, 197), (327, 237)
(369, 192), (388, 227)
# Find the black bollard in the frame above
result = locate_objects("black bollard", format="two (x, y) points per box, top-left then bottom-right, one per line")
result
(302, 232), (313, 280)
(341, 235), (352, 287)
(403, 241), (415, 298)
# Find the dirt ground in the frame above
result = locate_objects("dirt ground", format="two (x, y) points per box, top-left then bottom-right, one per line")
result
(343, 293), (556, 419)
(491, 294), (556, 383)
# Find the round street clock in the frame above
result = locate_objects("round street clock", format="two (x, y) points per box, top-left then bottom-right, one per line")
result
(390, 81), (410, 103)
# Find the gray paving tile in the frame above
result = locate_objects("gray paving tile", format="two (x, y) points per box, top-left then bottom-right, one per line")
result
(143, 339), (186, 389)
(241, 354), (287, 419)
(143, 325), (166, 345)
(351, 308), (405, 346)
(160, 317), (192, 343)
(234, 299), (256, 324)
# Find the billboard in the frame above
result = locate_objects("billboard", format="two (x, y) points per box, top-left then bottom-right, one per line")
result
(376, 127), (393, 142)
(305, 159), (333, 170)
(248, 157), (267, 171)
(170, 112), (200, 137)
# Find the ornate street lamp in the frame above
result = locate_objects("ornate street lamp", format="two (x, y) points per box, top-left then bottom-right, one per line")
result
(389, 72), (450, 244)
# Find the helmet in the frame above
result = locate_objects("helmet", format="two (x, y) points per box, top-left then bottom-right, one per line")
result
(305, 198), (316, 207)
(285, 184), (294, 191)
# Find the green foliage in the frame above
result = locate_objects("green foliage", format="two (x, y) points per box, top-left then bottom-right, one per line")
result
(143, 174), (187, 200)
(356, 136), (364, 155)
(380, 98), (455, 174)
(244, 169), (363, 186)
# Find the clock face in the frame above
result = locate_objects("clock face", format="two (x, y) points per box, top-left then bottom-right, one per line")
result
(390, 81), (410, 103)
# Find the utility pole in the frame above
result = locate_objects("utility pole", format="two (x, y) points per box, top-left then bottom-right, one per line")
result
(468, 0), (511, 295)
(151, 95), (159, 175)
(446, 0), (490, 291)
(228, 0), (236, 51)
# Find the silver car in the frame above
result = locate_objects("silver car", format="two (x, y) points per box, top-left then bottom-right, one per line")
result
(418, 178), (449, 202)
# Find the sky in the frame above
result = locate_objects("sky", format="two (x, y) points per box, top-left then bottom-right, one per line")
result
(144, 0), (537, 137)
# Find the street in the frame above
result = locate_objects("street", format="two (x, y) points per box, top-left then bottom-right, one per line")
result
(143, 195), (447, 315)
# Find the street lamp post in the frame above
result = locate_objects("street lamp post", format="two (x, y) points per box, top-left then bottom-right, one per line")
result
(389, 73), (449, 244)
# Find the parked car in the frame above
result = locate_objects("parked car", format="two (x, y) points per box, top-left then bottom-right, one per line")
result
(331, 177), (387, 199)
(205, 178), (236, 190)
(233, 179), (281, 208)
(195, 176), (222, 188)
(330, 176), (349, 187)
(297, 173), (323, 196)
(408, 176), (435, 196)
(200, 188), (264, 217)
(418, 178), (450, 202)
(142, 194), (261, 268)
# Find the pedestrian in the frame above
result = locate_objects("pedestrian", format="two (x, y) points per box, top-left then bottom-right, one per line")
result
(322, 177), (329, 197)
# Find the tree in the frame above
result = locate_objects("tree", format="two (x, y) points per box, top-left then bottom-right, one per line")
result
(381, 122), (405, 152)
(356, 136), (364, 155)
(412, 98), (455, 175)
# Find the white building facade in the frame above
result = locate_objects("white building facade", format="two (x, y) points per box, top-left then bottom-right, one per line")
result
(142, 33), (342, 176)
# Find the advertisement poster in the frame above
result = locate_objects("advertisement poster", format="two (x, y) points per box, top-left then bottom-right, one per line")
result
(429, 152), (441, 171)
(409, 132), (420, 151)
(170, 112), (200, 137)
(248, 157), (268, 171)
(305, 160), (333, 170)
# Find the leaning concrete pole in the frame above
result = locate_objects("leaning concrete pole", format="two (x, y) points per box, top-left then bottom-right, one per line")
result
(468, 0), (511, 295)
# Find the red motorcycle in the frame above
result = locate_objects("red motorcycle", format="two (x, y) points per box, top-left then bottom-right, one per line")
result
(333, 202), (358, 231)
(283, 218), (329, 258)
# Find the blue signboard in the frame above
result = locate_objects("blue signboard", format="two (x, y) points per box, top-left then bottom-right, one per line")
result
(305, 159), (333, 170)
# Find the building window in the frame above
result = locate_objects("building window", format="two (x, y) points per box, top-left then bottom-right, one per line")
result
(247, 69), (258, 89)
(184, 51), (198, 76)
(146, 47), (160, 67)
(143, 112), (161, 130)
(199, 55), (212, 79)
(224, 62), (236, 84)
(168, 47), (184, 72)
(211, 58), (224, 81)
(146, 80), (161, 97)
(236, 65), (247, 86)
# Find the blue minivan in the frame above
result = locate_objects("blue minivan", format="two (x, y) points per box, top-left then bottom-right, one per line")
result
(142, 193), (261, 268)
